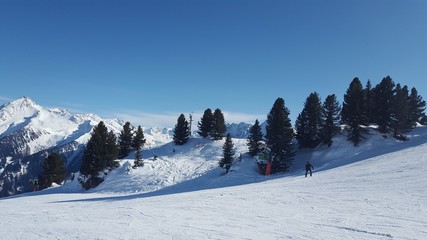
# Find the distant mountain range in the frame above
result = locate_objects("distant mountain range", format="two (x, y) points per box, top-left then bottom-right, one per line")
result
(0, 97), (251, 197)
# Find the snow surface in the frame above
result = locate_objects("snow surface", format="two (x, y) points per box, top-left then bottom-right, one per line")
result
(1, 126), (426, 239)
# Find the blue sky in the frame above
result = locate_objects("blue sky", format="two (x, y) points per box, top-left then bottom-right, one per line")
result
(1, 0), (426, 127)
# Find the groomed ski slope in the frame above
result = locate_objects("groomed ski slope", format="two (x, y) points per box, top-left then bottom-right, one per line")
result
(1, 126), (426, 240)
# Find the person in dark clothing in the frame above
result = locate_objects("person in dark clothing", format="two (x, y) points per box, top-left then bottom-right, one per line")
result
(305, 161), (314, 177)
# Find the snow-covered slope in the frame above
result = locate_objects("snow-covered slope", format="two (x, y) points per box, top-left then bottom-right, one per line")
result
(1, 126), (425, 239)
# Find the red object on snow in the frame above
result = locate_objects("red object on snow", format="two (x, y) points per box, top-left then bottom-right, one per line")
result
(265, 162), (272, 176)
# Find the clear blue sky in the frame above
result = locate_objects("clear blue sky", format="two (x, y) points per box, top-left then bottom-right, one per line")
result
(1, 0), (426, 127)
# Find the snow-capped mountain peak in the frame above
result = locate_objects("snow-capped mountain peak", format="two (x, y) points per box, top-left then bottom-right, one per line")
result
(0, 96), (42, 129)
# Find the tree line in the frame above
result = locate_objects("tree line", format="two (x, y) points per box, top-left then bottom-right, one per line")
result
(247, 76), (426, 173)
(293, 76), (426, 148)
(38, 76), (426, 189)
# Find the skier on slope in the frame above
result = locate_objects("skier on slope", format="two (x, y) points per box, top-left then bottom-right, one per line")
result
(305, 161), (314, 177)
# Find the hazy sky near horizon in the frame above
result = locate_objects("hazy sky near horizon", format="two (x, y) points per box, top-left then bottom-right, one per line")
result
(1, 0), (426, 127)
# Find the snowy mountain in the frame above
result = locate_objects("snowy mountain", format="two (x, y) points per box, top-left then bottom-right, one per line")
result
(0, 97), (175, 197)
(226, 122), (252, 138)
(0, 97), (123, 158)
(0, 124), (426, 239)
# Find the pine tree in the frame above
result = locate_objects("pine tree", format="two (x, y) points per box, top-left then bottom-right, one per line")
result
(198, 108), (214, 138)
(132, 125), (146, 168)
(363, 80), (376, 125)
(295, 92), (322, 149)
(391, 84), (412, 139)
(320, 94), (341, 147)
(211, 108), (227, 140)
(105, 129), (119, 169)
(295, 111), (307, 147)
(265, 98), (295, 172)
(341, 78), (366, 146)
(118, 122), (134, 159)
(219, 133), (234, 174)
(408, 87), (426, 127)
(38, 153), (66, 189)
(173, 114), (190, 145)
(373, 76), (395, 133)
(247, 119), (263, 156)
(80, 121), (119, 189)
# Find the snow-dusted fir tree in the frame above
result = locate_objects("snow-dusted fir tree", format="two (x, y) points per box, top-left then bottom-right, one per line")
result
(132, 125), (146, 168)
(80, 121), (119, 189)
(119, 122), (134, 159)
(198, 108), (214, 138)
(247, 119), (263, 156)
(211, 108), (226, 140)
(220, 133), (234, 174)
(295, 92), (322, 149)
(173, 113), (190, 145)
(320, 94), (341, 147)
(265, 98), (294, 172)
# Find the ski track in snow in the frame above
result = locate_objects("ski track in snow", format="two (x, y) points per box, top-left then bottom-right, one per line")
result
(1, 127), (427, 239)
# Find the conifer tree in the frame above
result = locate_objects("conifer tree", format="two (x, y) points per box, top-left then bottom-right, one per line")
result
(173, 114), (190, 145)
(198, 108), (214, 138)
(342, 78), (366, 146)
(265, 98), (294, 172)
(80, 121), (119, 189)
(247, 119), (263, 156)
(391, 84), (412, 139)
(119, 122), (134, 159)
(363, 80), (376, 125)
(373, 76), (395, 133)
(295, 92), (322, 148)
(320, 94), (341, 147)
(38, 153), (66, 189)
(105, 129), (119, 168)
(132, 125), (146, 168)
(408, 87), (426, 126)
(211, 108), (227, 140)
(219, 133), (234, 174)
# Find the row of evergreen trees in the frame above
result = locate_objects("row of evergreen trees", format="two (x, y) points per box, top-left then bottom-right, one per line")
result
(342, 77), (426, 145)
(40, 76), (426, 189)
(245, 76), (426, 175)
(172, 108), (228, 145)
(293, 76), (426, 148)
(78, 121), (146, 189)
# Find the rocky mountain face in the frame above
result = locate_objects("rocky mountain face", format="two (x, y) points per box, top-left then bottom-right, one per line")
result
(0, 97), (252, 197)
